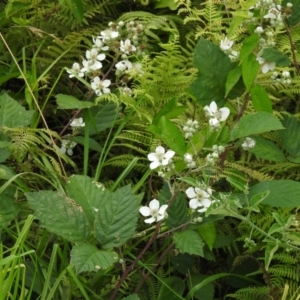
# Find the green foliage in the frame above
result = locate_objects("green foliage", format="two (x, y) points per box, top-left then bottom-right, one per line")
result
(191, 38), (234, 106)
(173, 230), (204, 256)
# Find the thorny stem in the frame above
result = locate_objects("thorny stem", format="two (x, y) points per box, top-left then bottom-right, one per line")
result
(134, 242), (175, 294)
(109, 223), (161, 300)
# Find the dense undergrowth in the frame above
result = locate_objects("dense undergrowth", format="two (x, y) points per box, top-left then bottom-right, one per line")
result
(1, 0), (300, 299)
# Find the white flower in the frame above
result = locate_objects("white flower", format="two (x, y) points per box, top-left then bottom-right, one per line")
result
(91, 77), (111, 96)
(86, 49), (106, 62)
(282, 71), (290, 78)
(122, 87), (132, 96)
(254, 26), (264, 34)
(147, 146), (175, 170)
(242, 137), (256, 150)
(67, 63), (84, 78)
(184, 153), (193, 163)
(139, 199), (168, 224)
(186, 187), (212, 213)
(60, 139), (77, 156)
(99, 29), (119, 41)
(120, 39), (137, 54)
(220, 37), (234, 51)
(70, 117), (85, 127)
(115, 60), (132, 72)
(256, 56), (276, 73)
(264, 6), (281, 19)
(81, 59), (103, 73)
(204, 101), (230, 122)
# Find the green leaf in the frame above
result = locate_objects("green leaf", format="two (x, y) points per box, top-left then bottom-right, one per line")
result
(94, 185), (139, 249)
(250, 190), (270, 207)
(241, 54), (259, 90)
(88, 102), (118, 135)
(25, 191), (90, 242)
(65, 175), (109, 224)
(0, 186), (19, 231)
(225, 66), (242, 97)
(173, 230), (203, 256)
(187, 274), (214, 300)
(56, 94), (94, 109)
(283, 0), (300, 26)
(155, 116), (186, 156)
(65, 0), (84, 23)
(162, 191), (188, 228)
(247, 136), (285, 162)
(153, 98), (185, 124)
(227, 16), (245, 38)
(155, 0), (177, 10)
(239, 34), (259, 65)
(191, 38), (234, 106)
(278, 114), (300, 157)
(230, 112), (284, 140)
(69, 136), (103, 152)
(261, 48), (291, 67)
(0, 92), (34, 127)
(265, 242), (278, 271)
(0, 148), (10, 163)
(250, 84), (272, 112)
(199, 222), (216, 251)
(157, 276), (185, 300)
(70, 244), (118, 274)
(249, 180), (300, 207)
(268, 223), (282, 235)
(224, 170), (247, 191)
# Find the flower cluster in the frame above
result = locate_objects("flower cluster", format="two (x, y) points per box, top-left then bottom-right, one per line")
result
(184, 153), (196, 169)
(60, 139), (77, 156)
(139, 199), (168, 224)
(183, 119), (199, 139)
(185, 186), (213, 213)
(67, 20), (146, 97)
(204, 101), (230, 131)
(242, 137), (256, 150)
(70, 117), (85, 128)
(205, 145), (225, 166)
(271, 70), (292, 85)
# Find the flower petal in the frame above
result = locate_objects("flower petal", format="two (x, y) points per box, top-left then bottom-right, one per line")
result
(209, 101), (217, 113)
(189, 198), (199, 209)
(147, 153), (157, 161)
(164, 150), (175, 159)
(144, 217), (155, 224)
(149, 199), (160, 210)
(158, 204), (168, 215)
(219, 107), (230, 121)
(202, 199), (212, 207)
(150, 161), (160, 169)
(139, 206), (151, 217)
(186, 187), (196, 199)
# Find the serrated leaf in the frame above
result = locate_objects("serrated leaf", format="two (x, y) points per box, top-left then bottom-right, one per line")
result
(239, 34), (259, 65)
(242, 54), (259, 90)
(94, 185), (139, 249)
(261, 48), (290, 67)
(0, 186), (19, 231)
(230, 112), (284, 140)
(191, 38), (234, 106)
(199, 222), (216, 251)
(247, 136), (285, 162)
(88, 102), (118, 135)
(0, 92), (34, 127)
(249, 180), (300, 207)
(56, 94), (94, 109)
(25, 191), (90, 242)
(161, 190), (188, 229)
(250, 84), (272, 112)
(173, 230), (203, 256)
(65, 175), (109, 224)
(278, 114), (300, 157)
(225, 66), (242, 97)
(250, 190), (270, 206)
(224, 170), (247, 191)
(70, 244), (118, 274)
